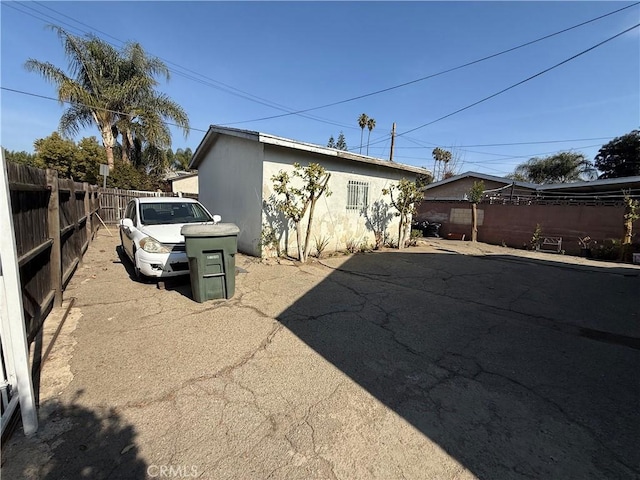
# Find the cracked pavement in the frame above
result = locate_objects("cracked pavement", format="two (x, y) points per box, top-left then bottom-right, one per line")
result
(3, 231), (639, 479)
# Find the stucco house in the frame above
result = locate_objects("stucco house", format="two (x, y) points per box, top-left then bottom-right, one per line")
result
(421, 171), (538, 201)
(190, 126), (430, 257)
(168, 172), (198, 195)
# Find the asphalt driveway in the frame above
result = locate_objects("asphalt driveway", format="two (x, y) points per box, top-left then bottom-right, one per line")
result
(3, 230), (639, 479)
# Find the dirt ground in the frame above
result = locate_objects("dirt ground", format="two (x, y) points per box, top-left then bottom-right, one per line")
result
(3, 230), (639, 479)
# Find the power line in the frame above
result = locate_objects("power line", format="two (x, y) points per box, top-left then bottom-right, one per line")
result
(367, 22), (640, 147)
(367, 136), (616, 149)
(219, 2), (640, 125)
(461, 144), (604, 163)
(3, 2), (86, 36)
(9, 0), (639, 131)
(8, 1), (359, 132)
(0, 86), (211, 134)
(439, 137), (616, 148)
(0, 86), (617, 171)
(393, 133), (607, 161)
(390, 137), (606, 169)
(5, 2), (636, 162)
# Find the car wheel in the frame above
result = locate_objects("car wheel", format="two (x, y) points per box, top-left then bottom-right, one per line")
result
(118, 232), (127, 258)
(132, 247), (147, 282)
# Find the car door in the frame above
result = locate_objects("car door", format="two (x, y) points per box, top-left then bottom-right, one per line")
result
(121, 201), (137, 259)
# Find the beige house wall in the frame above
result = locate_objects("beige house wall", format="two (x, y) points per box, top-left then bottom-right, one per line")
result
(262, 145), (421, 257)
(193, 128), (428, 257)
(171, 175), (198, 194)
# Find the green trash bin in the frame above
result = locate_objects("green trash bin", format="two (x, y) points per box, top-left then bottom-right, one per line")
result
(181, 223), (240, 302)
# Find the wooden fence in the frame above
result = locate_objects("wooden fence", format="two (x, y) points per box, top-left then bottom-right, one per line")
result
(3, 163), (196, 439)
(6, 162), (197, 342)
(7, 163), (99, 343)
(98, 188), (197, 223)
(7, 166), (197, 341)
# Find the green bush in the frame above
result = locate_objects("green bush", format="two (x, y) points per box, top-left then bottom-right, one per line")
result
(591, 239), (621, 261)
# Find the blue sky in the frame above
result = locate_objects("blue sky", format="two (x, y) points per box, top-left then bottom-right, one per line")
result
(1, 1), (638, 176)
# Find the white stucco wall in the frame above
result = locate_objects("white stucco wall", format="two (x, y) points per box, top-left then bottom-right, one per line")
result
(171, 175), (198, 194)
(262, 145), (418, 256)
(196, 135), (264, 256)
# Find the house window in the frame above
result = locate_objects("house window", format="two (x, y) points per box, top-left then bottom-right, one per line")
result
(347, 180), (369, 210)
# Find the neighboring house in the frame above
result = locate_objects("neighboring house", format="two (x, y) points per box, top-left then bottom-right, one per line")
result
(169, 172), (198, 195)
(536, 176), (640, 196)
(421, 171), (538, 201)
(417, 171), (640, 254)
(190, 126), (430, 256)
(421, 170), (640, 201)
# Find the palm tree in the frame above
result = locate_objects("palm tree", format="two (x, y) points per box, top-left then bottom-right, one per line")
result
(26, 27), (123, 169)
(358, 113), (368, 153)
(366, 118), (376, 155)
(513, 153), (596, 184)
(25, 26), (189, 171)
(432, 147), (452, 182)
(115, 43), (189, 167)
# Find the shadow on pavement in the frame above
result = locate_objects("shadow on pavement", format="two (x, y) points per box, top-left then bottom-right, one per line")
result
(4, 393), (147, 480)
(277, 251), (639, 479)
(114, 244), (193, 298)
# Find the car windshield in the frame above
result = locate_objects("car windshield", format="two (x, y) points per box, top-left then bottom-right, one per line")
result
(140, 202), (213, 225)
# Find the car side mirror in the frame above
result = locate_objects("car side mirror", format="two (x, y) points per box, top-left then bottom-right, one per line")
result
(120, 218), (134, 228)
(212, 215), (221, 224)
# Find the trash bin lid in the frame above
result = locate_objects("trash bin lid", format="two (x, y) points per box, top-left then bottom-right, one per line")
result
(181, 223), (240, 237)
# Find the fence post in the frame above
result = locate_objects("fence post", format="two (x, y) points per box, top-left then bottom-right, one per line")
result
(70, 180), (81, 265)
(1, 152), (38, 435)
(91, 186), (99, 234)
(46, 169), (62, 308)
(116, 188), (122, 222)
(83, 182), (91, 241)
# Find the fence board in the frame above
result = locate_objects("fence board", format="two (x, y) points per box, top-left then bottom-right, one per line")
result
(99, 188), (178, 223)
(3, 161), (102, 439)
(6, 163), (100, 342)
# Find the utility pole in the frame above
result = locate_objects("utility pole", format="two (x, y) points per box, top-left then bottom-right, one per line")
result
(389, 122), (396, 162)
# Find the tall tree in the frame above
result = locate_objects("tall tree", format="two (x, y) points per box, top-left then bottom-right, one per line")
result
(33, 132), (79, 179)
(115, 42), (189, 167)
(75, 136), (106, 183)
(171, 147), (193, 171)
(358, 113), (369, 154)
(594, 130), (640, 179)
(25, 27), (121, 170)
(25, 26), (189, 171)
(327, 135), (336, 148)
(366, 118), (376, 155)
(432, 147), (452, 182)
(513, 152), (596, 184)
(335, 132), (347, 151)
(2, 148), (41, 168)
(327, 132), (347, 150)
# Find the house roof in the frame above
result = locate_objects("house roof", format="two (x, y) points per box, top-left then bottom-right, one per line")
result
(536, 176), (640, 192)
(422, 171), (539, 191)
(422, 171), (640, 199)
(190, 125), (430, 176)
(168, 172), (198, 182)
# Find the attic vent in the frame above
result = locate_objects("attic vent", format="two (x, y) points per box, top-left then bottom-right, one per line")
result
(347, 180), (369, 211)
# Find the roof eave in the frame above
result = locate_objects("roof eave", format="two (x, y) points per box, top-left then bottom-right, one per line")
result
(191, 125), (430, 176)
